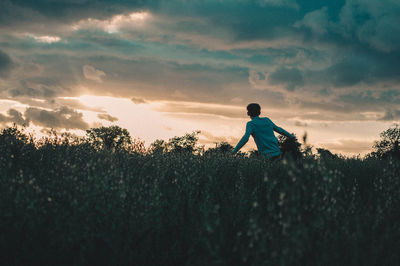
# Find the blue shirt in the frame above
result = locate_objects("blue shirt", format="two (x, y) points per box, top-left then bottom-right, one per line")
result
(232, 116), (294, 158)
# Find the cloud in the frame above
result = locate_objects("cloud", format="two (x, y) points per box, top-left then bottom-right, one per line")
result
(0, 0), (400, 131)
(258, 0), (299, 8)
(131, 97), (147, 104)
(10, 86), (56, 98)
(337, 89), (400, 108)
(249, 67), (304, 92)
(97, 113), (118, 122)
(154, 101), (244, 119)
(294, 7), (329, 35)
(24, 106), (89, 130)
(72, 11), (150, 34)
(379, 110), (400, 121)
(29, 34), (61, 43)
(294, 121), (308, 127)
(338, 0), (400, 53)
(322, 58), (371, 87)
(82, 65), (105, 82)
(0, 109), (29, 126)
(319, 139), (373, 155)
(269, 67), (304, 91)
(0, 49), (13, 78)
(0, 0), (150, 28)
(199, 130), (239, 146)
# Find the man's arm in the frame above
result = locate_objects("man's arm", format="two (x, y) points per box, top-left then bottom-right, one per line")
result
(232, 122), (253, 154)
(270, 120), (295, 138)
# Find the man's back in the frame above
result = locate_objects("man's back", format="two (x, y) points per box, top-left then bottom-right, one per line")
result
(232, 116), (294, 158)
(248, 117), (281, 157)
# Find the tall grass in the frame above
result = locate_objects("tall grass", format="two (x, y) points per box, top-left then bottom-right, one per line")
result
(0, 130), (399, 265)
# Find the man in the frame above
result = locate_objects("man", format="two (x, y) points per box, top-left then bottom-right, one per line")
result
(232, 103), (295, 160)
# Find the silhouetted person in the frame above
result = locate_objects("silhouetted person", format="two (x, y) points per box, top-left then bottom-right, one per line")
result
(232, 103), (295, 160)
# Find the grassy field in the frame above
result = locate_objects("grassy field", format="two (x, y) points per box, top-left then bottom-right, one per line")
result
(0, 128), (399, 265)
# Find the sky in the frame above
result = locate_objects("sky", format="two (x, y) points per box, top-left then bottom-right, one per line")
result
(1, 0), (400, 156)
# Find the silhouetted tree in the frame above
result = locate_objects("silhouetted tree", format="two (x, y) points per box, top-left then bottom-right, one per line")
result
(166, 131), (201, 154)
(278, 134), (302, 160)
(372, 124), (400, 159)
(316, 148), (337, 159)
(85, 125), (132, 152)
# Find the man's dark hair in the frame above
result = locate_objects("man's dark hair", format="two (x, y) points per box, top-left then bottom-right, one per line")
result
(247, 103), (261, 117)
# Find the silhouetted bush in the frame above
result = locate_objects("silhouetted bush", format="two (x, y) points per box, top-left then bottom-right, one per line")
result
(278, 134), (302, 160)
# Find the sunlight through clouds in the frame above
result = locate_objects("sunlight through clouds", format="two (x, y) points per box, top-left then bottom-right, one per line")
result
(71, 11), (151, 33)
(27, 34), (61, 43)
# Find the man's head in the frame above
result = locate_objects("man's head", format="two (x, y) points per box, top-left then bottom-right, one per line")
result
(247, 103), (261, 117)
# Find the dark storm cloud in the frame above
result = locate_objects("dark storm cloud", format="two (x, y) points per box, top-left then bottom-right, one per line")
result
(0, 109), (28, 126)
(306, 51), (400, 88)
(24, 106), (89, 130)
(0, 49), (13, 78)
(158, 1), (301, 41)
(323, 58), (371, 88)
(269, 67), (304, 91)
(0, 0), (400, 125)
(0, 0), (151, 26)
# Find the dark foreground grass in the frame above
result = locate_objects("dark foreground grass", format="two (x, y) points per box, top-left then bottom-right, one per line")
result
(0, 142), (400, 265)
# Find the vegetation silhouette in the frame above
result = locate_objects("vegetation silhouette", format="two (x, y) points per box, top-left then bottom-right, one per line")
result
(149, 131), (202, 155)
(205, 141), (234, 155)
(0, 124), (399, 265)
(317, 148), (339, 159)
(86, 125), (132, 152)
(278, 134), (302, 160)
(371, 123), (400, 159)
